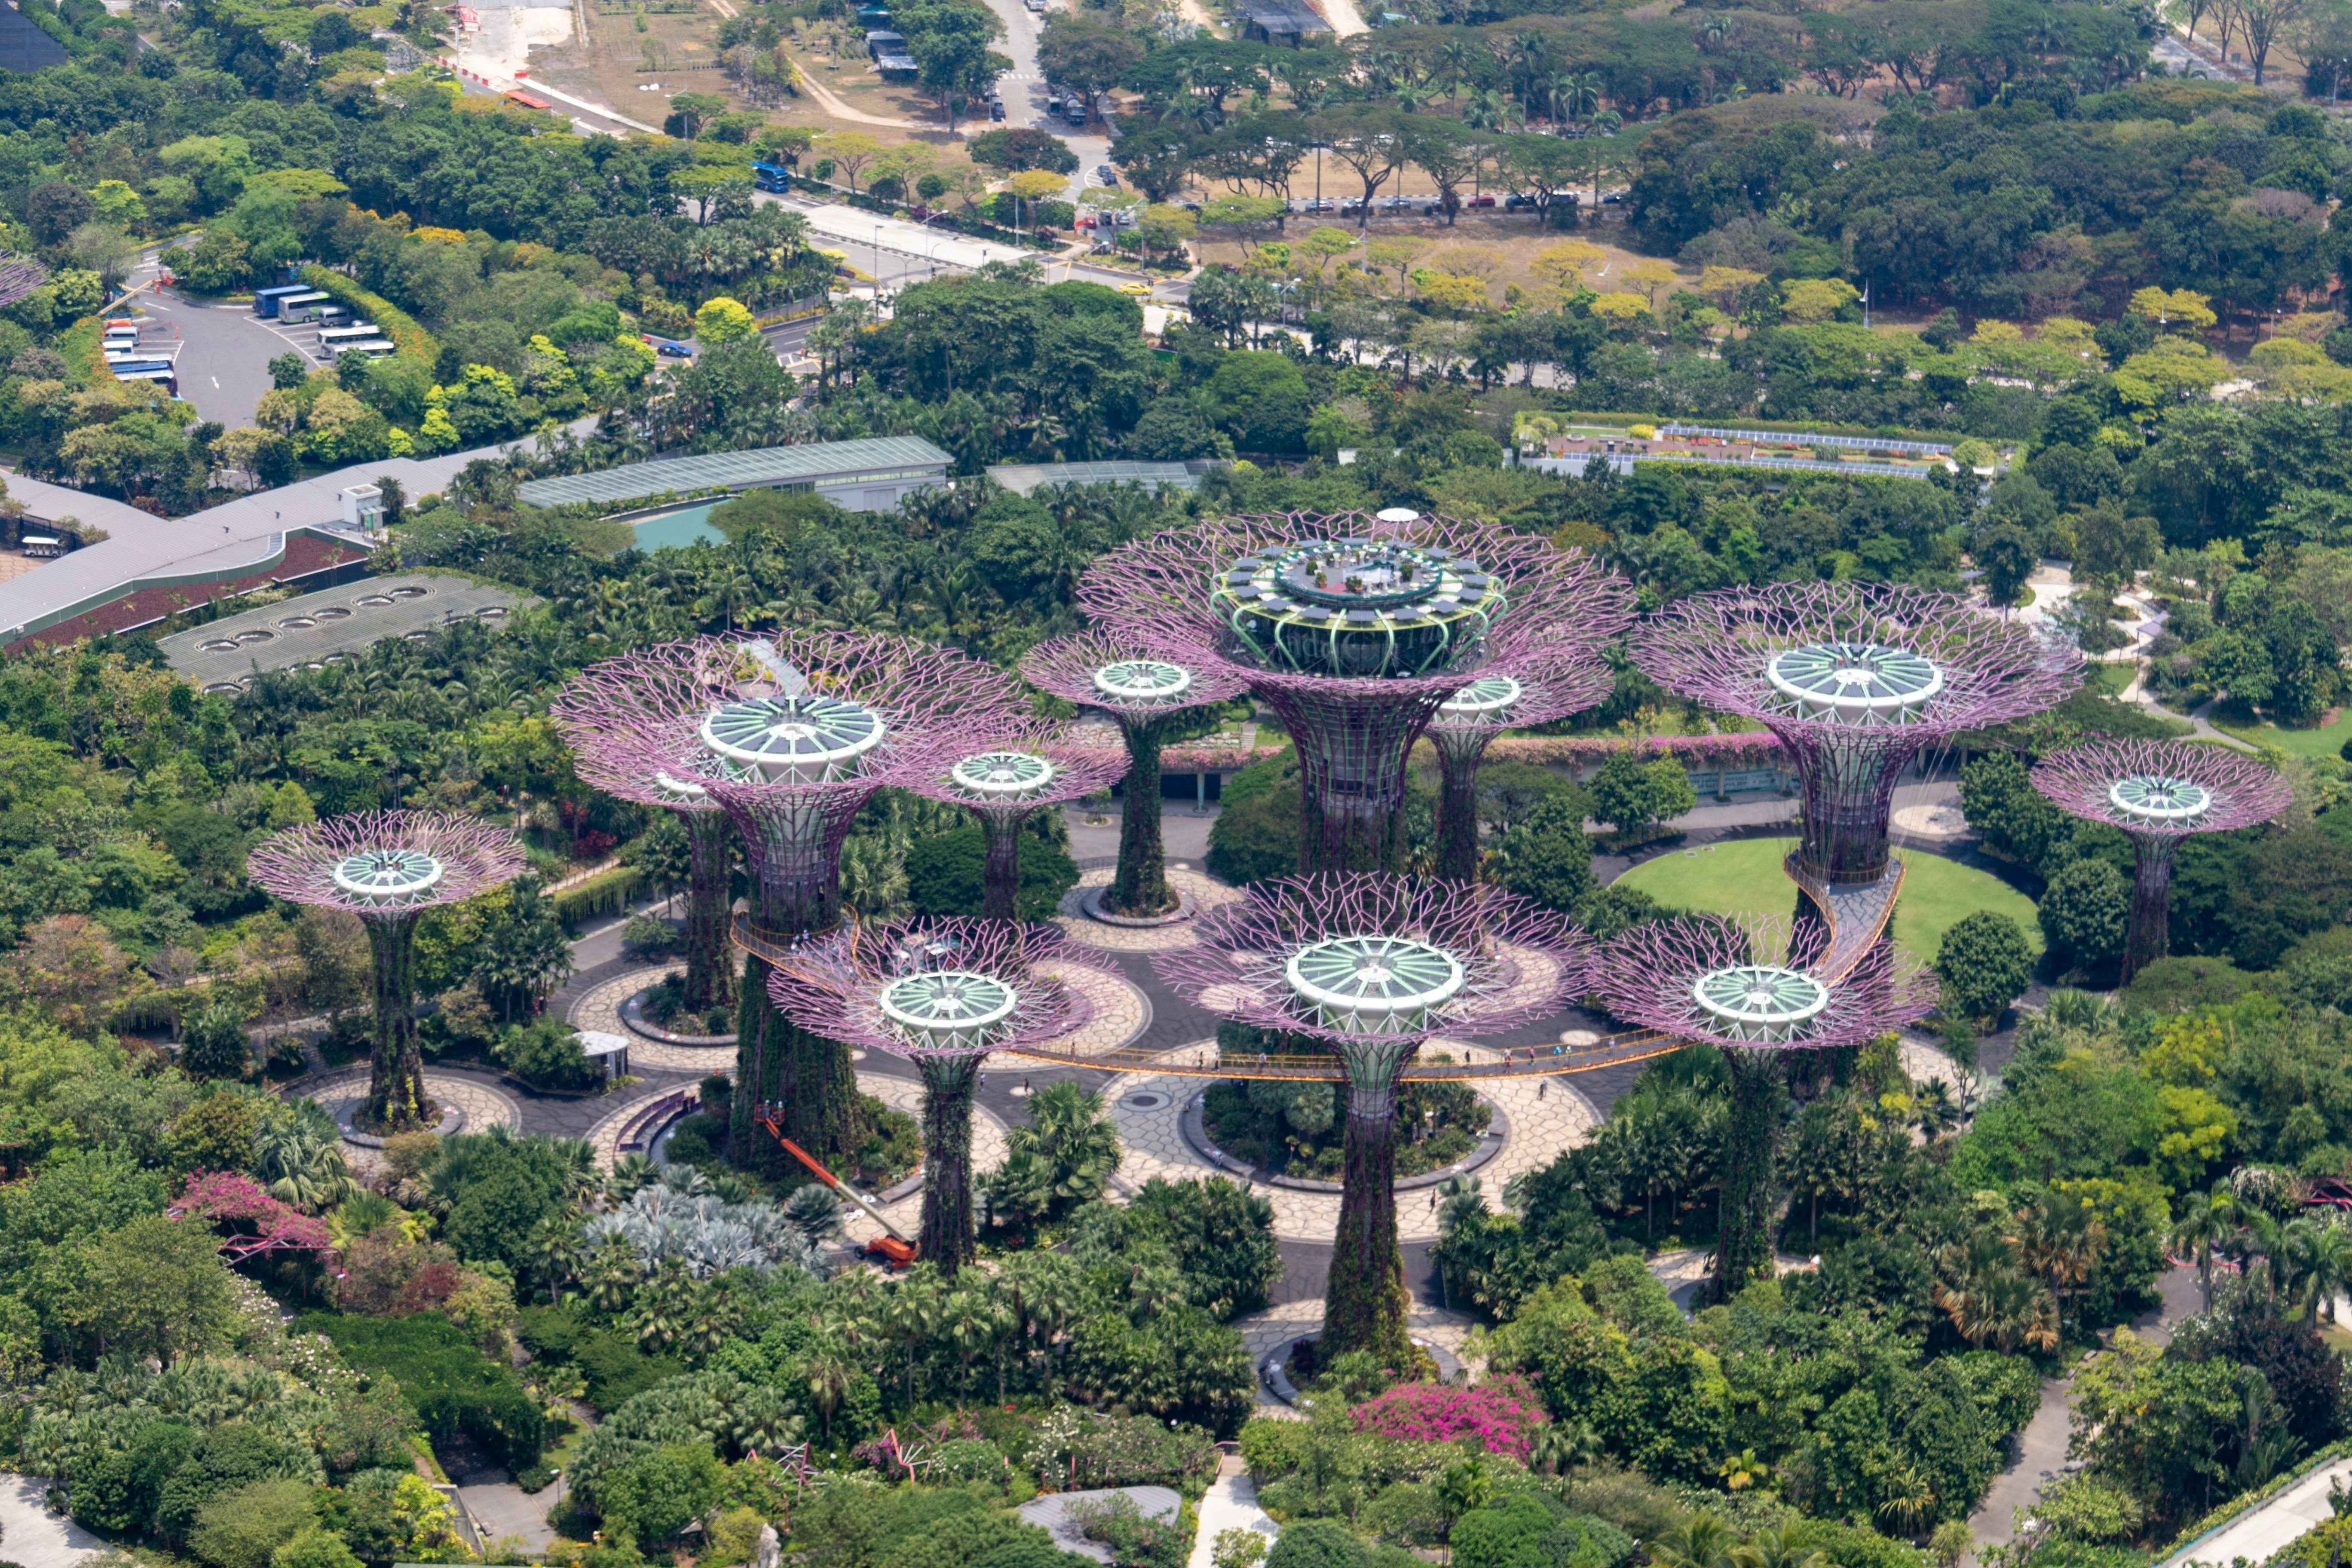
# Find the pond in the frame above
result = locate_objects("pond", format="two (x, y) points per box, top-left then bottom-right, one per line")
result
(631, 501), (729, 551)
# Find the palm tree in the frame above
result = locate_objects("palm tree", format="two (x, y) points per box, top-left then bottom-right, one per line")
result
(1437, 40), (1474, 111)
(1733, 1528), (1825, 1568)
(2171, 1186), (2233, 1314)
(1875, 1465), (1938, 1538)
(885, 1268), (944, 1405)
(1651, 1516), (1741, 1568)
(2013, 1197), (2106, 1342)
(806, 1349), (854, 1446)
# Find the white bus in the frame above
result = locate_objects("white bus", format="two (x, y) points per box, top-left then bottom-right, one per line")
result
(334, 339), (396, 356)
(275, 292), (333, 323)
(317, 324), (380, 347)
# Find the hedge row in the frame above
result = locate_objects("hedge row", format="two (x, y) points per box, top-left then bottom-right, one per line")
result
(300, 264), (439, 366)
(554, 863), (646, 925)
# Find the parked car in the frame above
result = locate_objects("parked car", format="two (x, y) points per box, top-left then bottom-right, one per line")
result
(1467, 193), (1496, 208)
(989, 98), (1006, 119)
(1503, 192), (1537, 210)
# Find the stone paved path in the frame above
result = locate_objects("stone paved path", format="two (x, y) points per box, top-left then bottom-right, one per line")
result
(1228, 1297), (1486, 1412)
(569, 964), (739, 1075)
(308, 1069), (521, 1144)
(1052, 867), (1246, 952)
(1187, 1460), (1278, 1568)
(1105, 1046), (1602, 1242)
(0, 1476), (108, 1568)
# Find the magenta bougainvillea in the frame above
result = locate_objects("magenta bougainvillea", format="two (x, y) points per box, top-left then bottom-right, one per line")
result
(169, 1171), (333, 1259)
(1350, 1375), (1550, 1462)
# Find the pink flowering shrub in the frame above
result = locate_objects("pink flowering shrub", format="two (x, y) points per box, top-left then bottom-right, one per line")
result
(1351, 1375), (1548, 1463)
(171, 1170), (333, 1256)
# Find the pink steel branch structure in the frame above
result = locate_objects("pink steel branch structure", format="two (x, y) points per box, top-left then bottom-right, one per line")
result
(1153, 873), (1592, 1365)
(1078, 511), (1632, 875)
(248, 811), (525, 1132)
(590, 632), (1024, 1167)
(766, 918), (1106, 1272)
(2029, 738), (2292, 982)
(1020, 629), (1248, 918)
(905, 730), (1131, 922)
(1630, 582), (2081, 884)
(1427, 652), (1615, 882)
(1590, 913), (1938, 1299)
(553, 666), (741, 1016)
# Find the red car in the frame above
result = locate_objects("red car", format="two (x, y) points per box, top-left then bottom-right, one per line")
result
(1467, 194), (1496, 208)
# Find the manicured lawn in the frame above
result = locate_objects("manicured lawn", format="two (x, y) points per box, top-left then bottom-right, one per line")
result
(1614, 839), (2043, 963)
(2214, 708), (2352, 762)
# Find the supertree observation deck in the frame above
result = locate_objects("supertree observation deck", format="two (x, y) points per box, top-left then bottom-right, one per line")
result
(1591, 913), (1937, 1300)
(906, 731), (1131, 922)
(588, 632), (1024, 1167)
(2030, 738), (2292, 981)
(1152, 873), (1592, 1363)
(1020, 630), (1248, 919)
(1427, 655), (1616, 882)
(248, 811), (525, 1132)
(1078, 511), (1631, 875)
(1630, 582), (2081, 961)
(765, 919), (1111, 1273)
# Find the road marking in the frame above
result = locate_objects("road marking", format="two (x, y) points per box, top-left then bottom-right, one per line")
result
(211, 377), (219, 388)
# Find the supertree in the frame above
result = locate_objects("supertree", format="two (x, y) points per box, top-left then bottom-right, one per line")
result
(765, 918), (1109, 1272)
(1427, 653), (1615, 882)
(1153, 874), (1591, 1363)
(2029, 738), (2292, 982)
(1079, 512), (1631, 875)
(551, 676), (740, 1016)
(1020, 629), (1248, 917)
(247, 811), (526, 1132)
(905, 729), (1131, 922)
(593, 633), (1024, 1167)
(1590, 914), (1937, 1300)
(1629, 582), (2082, 885)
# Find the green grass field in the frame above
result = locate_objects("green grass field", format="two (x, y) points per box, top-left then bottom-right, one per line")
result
(2214, 708), (2352, 761)
(1615, 839), (2043, 963)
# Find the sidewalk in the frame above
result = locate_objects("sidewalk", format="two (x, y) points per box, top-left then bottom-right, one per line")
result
(1185, 1458), (1278, 1568)
(2162, 1457), (2352, 1568)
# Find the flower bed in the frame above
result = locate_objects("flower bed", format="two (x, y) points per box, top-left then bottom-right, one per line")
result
(1350, 1374), (1549, 1464)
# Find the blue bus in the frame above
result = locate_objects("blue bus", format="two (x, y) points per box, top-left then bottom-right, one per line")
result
(753, 162), (791, 192)
(253, 283), (311, 318)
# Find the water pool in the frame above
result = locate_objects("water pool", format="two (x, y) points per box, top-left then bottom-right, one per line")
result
(631, 501), (728, 551)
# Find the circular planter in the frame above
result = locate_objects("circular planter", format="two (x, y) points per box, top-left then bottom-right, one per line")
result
(341, 1101), (463, 1148)
(1180, 1089), (1510, 1193)
(1082, 885), (1196, 927)
(1261, 1333), (1461, 1405)
(620, 988), (738, 1046)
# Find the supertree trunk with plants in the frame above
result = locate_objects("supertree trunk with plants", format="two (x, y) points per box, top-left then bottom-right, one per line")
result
(766, 918), (1112, 1273)
(1155, 873), (1590, 1363)
(1021, 629), (1251, 918)
(1589, 914), (1937, 1300)
(2030, 738), (2293, 983)
(905, 731), (1130, 922)
(248, 811), (526, 1133)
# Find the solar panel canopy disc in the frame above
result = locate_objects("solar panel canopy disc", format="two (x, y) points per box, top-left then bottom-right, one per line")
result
(332, 847), (446, 905)
(877, 969), (1020, 1052)
(2108, 774), (2213, 826)
(949, 750), (1057, 800)
(1439, 675), (1524, 719)
(1093, 658), (1194, 705)
(1764, 641), (1947, 725)
(1284, 934), (1467, 1036)
(700, 693), (886, 783)
(1692, 964), (1832, 1043)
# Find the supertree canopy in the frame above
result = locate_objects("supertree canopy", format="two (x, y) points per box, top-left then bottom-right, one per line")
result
(248, 811), (526, 1132)
(552, 669), (743, 1016)
(2030, 738), (2292, 981)
(766, 918), (1106, 1272)
(1630, 583), (2081, 884)
(1427, 654), (1615, 882)
(1079, 511), (1629, 874)
(598, 633), (1024, 1167)
(906, 729), (1130, 922)
(1590, 915), (1937, 1298)
(1154, 873), (1590, 1363)
(1020, 630), (1248, 918)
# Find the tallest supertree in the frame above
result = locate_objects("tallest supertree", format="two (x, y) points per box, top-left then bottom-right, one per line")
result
(1630, 583), (2082, 886)
(578, 633), (1021, 1169)
(1079, 511), (1626, 873)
